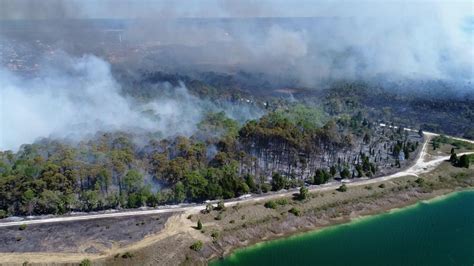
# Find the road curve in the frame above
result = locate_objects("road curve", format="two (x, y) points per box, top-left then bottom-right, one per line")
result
(0, 131), (472, 228)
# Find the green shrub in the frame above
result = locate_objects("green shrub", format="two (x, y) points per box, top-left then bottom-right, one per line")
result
(261, 183), (272, 193)
(214, 213), (223, 220)
(79, 259), (92, 266)
(298, 186), (309, 200)
(190, 241), (203, 251)
(275, 198), (288, 205)
(458, 155), (471, 168)
(264, 201), (277, 209)
(415, 178), (425, 185)
(288, 207), (301, 216)
(216, 200), (226, 211)
(378, 183), (386, 188)
(211, 231), (220, 240)
(18, 224), (27, 231)
(205, 203), (214, 213)
(337, 184), (347, 192)
(196, 219), (202, 230)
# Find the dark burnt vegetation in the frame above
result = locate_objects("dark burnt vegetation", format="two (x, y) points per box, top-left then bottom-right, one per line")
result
(0, 213), (171, 253)
(318, 80), (474, 139)
(240, 106), (421, 181)
(113, 69), (267, 114)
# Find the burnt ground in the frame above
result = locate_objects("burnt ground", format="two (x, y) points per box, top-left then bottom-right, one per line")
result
(0, 213), (172, 254)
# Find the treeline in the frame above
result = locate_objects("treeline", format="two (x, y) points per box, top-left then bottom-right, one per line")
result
(0, 106), (413, 217)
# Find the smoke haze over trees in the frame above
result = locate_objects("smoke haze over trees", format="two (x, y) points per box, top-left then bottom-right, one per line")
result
(0, 52), (262, 151)
(1, 0), (472, 85)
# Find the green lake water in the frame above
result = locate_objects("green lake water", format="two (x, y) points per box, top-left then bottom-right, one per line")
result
(211, 190), (474, 266)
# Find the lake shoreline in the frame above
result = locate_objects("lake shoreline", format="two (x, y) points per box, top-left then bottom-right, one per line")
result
(210, 188), (474, 265)
(206, 184), (473, 265)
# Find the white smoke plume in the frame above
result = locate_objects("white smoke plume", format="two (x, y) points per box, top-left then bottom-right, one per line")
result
(1, 1), (472, 85)
(112, 1), (474, 85)
(0, 53), (206, 151)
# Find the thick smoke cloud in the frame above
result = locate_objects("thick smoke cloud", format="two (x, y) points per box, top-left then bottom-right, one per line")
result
(0, 53), (210, 151)
(120, 4), (472, 85)
(1, 1), (472, 85)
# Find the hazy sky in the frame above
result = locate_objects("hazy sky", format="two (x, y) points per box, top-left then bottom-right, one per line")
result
(0, 0), (472, 20)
